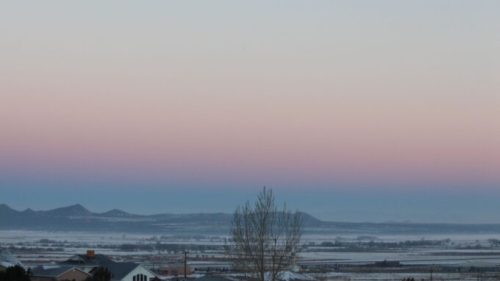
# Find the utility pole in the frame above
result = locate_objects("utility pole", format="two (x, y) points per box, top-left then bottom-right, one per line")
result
(184, 250), (188, 280)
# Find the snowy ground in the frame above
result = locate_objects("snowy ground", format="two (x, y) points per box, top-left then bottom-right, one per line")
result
(2, 230), (500, 280)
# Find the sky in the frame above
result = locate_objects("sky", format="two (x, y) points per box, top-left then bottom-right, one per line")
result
(0, 1), (499, 223)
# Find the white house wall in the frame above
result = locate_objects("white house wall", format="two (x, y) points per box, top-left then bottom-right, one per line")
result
(120, 265), (156, 281)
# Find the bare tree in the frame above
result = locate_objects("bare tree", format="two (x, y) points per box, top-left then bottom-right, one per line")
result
(229, 187), (302, 281)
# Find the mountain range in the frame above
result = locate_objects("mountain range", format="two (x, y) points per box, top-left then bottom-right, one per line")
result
(2, 203), (500, 235)
(0, 203), (322, 234)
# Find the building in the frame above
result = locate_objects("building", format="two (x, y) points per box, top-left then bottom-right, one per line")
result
(92, 262), (157, 281)
(62, 250), (157, 281)
(31, 266), (90, 281)
(194, 275), (242, 281)
(156, 263), (192, 277)
(62, 251), (116, 273)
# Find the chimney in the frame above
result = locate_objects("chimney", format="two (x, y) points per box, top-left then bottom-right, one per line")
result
(86, 250), (95, 258)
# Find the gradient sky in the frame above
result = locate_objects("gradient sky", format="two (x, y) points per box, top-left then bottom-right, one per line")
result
(1, 1), (499, 223)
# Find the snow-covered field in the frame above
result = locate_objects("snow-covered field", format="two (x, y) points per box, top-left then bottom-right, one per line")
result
(321, 272), (500, 281)
(3, 230), (500, 280)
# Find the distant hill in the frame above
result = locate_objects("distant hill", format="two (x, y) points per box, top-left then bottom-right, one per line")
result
(44, 204), (93, 217)
(0, 203), (323, 234)
(2, 203), (500, 235)
(98, 208), (136, 218)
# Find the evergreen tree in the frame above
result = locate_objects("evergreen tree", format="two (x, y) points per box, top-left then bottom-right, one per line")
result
(0, 265), (31, 281)
(87, 267), (111, 281)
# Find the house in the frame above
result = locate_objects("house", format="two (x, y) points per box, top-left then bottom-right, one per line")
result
(31, 266), (90, 281)
(194, 276), (238, 281)
(92, 262), (157, 281)
(264, 271), (315, 281)
(62, 251), (116, 273)
(156, 263), (192, 277)
(62, 250), (157, 281)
